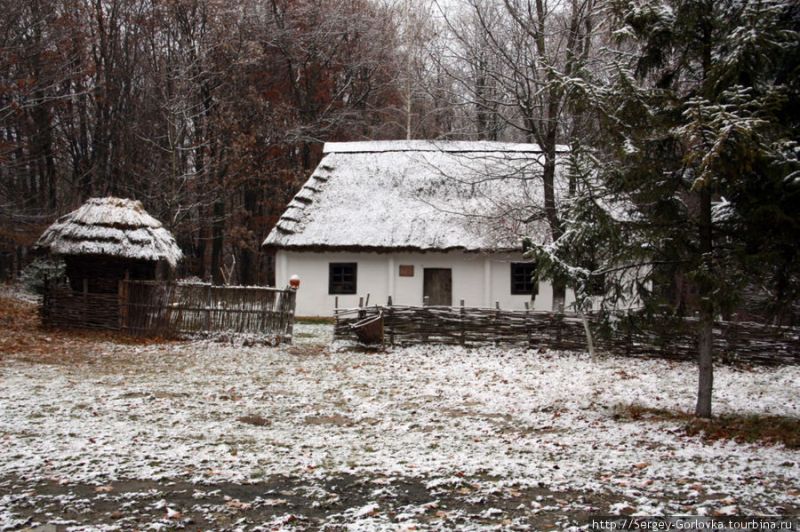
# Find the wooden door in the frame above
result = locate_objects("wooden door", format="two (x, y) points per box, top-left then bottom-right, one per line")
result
(423, 268), (452, 306)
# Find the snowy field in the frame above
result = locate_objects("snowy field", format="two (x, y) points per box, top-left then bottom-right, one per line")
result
(1, 305), (799, 529)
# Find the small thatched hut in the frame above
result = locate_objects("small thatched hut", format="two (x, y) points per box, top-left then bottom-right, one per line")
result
(36, 197), (182, 293)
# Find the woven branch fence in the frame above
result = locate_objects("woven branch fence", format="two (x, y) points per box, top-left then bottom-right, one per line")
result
(42, 279), (297, 343)
(41, 279), (120, 331)
(334, 303), (800, 366)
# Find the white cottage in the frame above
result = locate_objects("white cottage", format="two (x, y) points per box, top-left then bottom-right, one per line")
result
(263, 140), (577, 317)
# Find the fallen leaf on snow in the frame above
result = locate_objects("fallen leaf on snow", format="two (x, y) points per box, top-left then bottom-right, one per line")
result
(165, 508), (182, 520)
(226, 498), (252, 511)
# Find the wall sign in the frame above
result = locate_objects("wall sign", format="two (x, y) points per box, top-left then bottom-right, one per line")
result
(399, 264), (414, 277)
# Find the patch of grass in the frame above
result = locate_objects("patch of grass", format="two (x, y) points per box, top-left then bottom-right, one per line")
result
(296, 316), (336, 324)
(238, 415), (271, 427)
(285, 344), (328, 357)
(615, 403), (800, 449)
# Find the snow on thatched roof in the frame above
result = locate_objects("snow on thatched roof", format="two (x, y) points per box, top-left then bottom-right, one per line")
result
(263, 140), (570, 252)
(36, 197), (183, 267)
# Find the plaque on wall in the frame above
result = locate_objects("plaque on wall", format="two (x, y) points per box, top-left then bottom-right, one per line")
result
(399, 264), (414, 277)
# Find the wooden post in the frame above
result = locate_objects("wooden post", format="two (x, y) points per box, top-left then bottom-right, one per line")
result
(555, 312), (563, 350)
(625, 311), (633, 356)
(420, 296), (430, 342)
(727, 320), (738, 364)
(261, 289), (270, 333)
(494, 301), (500, 345)
(285, 287), (297, 344)
(206, 284), (212, 332)
(525, 302), (533, 350)
(387, 296), (394, 346)
(458, 300), (465, 346)
(334, 295), (339, 332)
(119, 271), (130, 333)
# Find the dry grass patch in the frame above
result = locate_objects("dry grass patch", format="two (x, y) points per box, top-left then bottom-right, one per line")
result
(615, 403), (800, 449)
(0, 295), (169, 365)
(238, 415), (271, 427)
(295, 317), (336, 325)
(284, 344), (328, 357)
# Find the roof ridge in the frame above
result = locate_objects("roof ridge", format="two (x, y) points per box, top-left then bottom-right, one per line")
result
(324, 140), (569, 154)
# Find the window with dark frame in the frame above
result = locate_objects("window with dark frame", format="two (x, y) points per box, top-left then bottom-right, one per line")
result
(585, 271), (606, 296)
(510, 262), (538, 295)
(582, 259), (606, 297)
(329, 263), (357, 294)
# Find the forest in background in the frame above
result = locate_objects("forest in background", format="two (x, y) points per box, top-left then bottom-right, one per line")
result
(1, 0), (609, 286)
(0, 0), (460, 284)
(2, 0), (798, 324)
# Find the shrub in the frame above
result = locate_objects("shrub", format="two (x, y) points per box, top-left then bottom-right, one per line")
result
(20, 257), (66, 295)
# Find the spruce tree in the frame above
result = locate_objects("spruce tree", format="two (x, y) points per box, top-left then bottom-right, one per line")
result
(533, 0), (800, 417)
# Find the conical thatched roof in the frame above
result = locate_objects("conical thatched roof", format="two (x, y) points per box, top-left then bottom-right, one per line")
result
(36, 197), (183, 267)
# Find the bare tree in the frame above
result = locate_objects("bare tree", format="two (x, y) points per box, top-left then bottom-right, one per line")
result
(434, 0), (603, 309)
(0, 0), (409, 283)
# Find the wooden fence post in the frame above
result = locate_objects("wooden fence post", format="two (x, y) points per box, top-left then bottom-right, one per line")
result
(460, 299), (465, 346)
(494, 301), (500, 345)
(205, 284), (212, 331)
(285, 287), (297, 344)
(387, 296), (394, 346)
(163, 280), (177, 337)
(525, 302), (532, 350)
(334, 295), (339, 333)
(625, 311), (633, 356)
(119, 271), (130, 333)
(727, 320), (738, 363)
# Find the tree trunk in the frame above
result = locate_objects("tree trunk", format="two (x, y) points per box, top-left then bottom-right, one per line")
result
(197, 219), (208, 281)
(542, 141), (565, 311)
(211, 197), (225, 285)
(696, 313), (713, 418)
(695, 187), (714, 418)
(239, 186), (259, 285)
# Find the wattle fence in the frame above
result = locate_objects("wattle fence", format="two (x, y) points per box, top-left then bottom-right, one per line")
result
(42, 279), (297, 343)
(334, 304), (800, 366)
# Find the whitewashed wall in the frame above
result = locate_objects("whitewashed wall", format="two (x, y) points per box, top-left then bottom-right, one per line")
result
(276, 250), (576, 317)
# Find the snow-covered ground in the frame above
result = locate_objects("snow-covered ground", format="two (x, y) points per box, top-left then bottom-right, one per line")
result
(1, 318), (799, 529)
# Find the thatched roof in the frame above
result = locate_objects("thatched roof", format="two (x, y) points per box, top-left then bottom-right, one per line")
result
(263, 140), (570, 252)
(36, 197), (183, 267)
